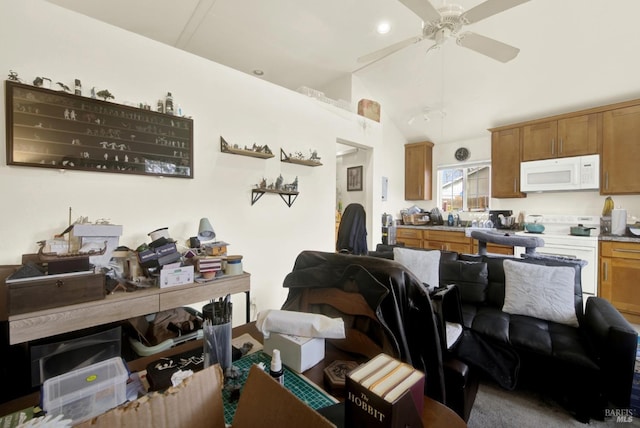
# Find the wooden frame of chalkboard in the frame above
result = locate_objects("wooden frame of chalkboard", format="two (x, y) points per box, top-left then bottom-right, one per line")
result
(5, 80), (193, 178)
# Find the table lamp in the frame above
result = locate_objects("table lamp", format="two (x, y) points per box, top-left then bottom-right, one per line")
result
(198, 217), (216, 243)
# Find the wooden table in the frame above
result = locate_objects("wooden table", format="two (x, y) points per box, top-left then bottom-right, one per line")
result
(6, 272), (251, 344)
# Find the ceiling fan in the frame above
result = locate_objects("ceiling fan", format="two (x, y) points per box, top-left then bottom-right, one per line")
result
(358, 0), (530, 65)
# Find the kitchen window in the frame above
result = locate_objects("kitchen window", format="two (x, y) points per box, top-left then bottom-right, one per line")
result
(437, 162), (491, 212)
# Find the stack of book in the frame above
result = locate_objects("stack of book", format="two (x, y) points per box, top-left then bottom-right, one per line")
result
(346, 353), (424, 428)
(195, 256), (222, 276)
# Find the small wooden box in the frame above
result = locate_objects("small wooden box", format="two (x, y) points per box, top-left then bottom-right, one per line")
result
(7, 272), (105, 315)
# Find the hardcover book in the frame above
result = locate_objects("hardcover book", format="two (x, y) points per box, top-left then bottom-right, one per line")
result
(346, 353), (424, 428)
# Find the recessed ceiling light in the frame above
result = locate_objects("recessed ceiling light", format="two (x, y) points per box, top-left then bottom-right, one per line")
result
(376, 21), (391, 34)
(253, 69), (264, 76)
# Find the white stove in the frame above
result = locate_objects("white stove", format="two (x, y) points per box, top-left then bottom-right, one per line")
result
(514, 214), (600, 298)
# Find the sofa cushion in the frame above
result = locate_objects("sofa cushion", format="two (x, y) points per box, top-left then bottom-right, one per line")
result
(440, 260), (488, 303)
(502, 260), (578, 327)
(393, 247), (440, 291)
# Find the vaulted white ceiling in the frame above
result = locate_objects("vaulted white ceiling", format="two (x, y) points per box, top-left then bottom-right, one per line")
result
(47, 0), (640, 144)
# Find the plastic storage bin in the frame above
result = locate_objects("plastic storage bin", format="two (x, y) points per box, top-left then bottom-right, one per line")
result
(42, 356), (128, 424)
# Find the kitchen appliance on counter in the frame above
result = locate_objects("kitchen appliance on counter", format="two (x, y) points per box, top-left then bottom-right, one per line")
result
(489, 210), (514, 229)
(381, 212), (396, 245)
(514, 214), (600, 301)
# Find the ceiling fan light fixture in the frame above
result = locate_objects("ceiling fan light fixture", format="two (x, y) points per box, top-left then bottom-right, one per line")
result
(376, 21), (391, 34)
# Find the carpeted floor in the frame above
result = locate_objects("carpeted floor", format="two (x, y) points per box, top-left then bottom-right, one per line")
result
(467, 380), (639, 428)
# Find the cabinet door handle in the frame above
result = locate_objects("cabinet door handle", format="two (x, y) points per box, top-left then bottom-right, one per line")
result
(604, 172), (609, 190)
(613, 248), (640, 254)
(559, 138), (563, 154)
(551, 138), (555, 155)
(603, 261), (608, 281)
(513, 178), (516, 193)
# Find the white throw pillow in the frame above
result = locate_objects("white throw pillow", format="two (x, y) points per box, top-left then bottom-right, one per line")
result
(393, 247), (440, 291)
(502, 260), (578, 327)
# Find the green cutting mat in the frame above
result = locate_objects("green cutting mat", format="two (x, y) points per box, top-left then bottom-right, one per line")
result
(222, 351), (337, 425)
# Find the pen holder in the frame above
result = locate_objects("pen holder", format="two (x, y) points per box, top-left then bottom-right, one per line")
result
(203, 320), (232, 372)
(203, 301), (232, 372)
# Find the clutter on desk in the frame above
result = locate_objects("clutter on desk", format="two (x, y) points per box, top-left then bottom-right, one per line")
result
(256, 309), (346, 339)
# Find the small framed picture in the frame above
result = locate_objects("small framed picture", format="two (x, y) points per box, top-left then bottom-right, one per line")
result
(347, 165), (363, 191)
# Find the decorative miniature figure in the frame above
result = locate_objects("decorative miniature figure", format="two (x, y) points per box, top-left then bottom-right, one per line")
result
(275, 174), (283, 190)
(310, 150), (321, 161)
(96, 89), (114, 101)
(8, 70), (21, 82)
(33, 77), (43, 87)
(56, 82), (71, 92)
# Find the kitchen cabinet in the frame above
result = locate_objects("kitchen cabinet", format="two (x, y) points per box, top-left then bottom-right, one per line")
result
(491, 128), (525, 198)
(396, 228), (423, 248)
(405, 141), (433, 200)
(599, 241), (640, 323)
(522, 114), (600, 161)
(602, 104), (640, 194)
(423, 230), (472, 254)
(472, 242), (514, 256)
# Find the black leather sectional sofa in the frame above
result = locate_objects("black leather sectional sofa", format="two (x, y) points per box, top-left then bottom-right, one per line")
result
(375, 244), (638, 422)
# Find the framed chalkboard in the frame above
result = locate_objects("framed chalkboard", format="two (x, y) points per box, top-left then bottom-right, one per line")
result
(5, 80), (193, 178)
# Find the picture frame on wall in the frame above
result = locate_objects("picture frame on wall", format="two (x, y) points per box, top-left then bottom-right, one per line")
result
(347, 165), (363, 191)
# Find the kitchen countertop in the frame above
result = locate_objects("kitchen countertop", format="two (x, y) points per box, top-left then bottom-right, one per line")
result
(397, 224), (640, 243)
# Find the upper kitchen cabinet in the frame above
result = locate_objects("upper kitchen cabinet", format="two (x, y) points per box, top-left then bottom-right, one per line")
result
(405, 141), (433, 200)
(491, 128), (525, 198)
(602, 104), (640, 194)
(522, 113), (601, 161)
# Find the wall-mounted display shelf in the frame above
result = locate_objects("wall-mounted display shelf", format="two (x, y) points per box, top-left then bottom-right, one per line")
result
(251, 188), (299, 207)
(280, 148), (322, 166)
(5, 80), (193, 178)
(220, 136), (274, 159)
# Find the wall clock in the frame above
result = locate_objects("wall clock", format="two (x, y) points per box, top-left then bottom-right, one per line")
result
(455, 147), (470, 161)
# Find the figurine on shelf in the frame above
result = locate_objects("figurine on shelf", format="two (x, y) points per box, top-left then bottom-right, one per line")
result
(310, 150), (321, 161)
(8, 70), (21, 82)
(96, 89), (114, 101)
(283, 176), (298, 192)
(56, 82), (71, 92)
(258, 178), (267, 189)
(275, 174), (283, 190)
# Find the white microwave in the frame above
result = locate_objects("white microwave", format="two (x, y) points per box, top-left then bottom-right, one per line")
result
(520, 154), (599, 192)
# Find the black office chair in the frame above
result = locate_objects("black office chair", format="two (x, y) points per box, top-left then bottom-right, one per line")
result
(335, 203), (368, 255)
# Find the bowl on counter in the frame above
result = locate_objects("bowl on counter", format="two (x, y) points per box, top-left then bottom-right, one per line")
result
(524, 223), (545, 234)
(629, 227), (640, 237)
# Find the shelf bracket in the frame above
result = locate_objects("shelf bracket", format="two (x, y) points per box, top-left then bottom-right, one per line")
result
(251, 190), (265, 206)
(279, 192), (299, 207)
(251, 188), (299, 207)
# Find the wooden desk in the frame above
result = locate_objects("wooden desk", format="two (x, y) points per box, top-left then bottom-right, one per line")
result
(7, 272), (250, 345)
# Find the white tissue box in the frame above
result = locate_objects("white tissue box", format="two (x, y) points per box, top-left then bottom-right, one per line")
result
(264, 333), (325, 373)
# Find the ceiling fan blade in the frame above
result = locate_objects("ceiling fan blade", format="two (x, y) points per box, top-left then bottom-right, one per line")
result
(399, 0), (442, 23)
(456, 32), (520, 63)
(357, 35), (424, 64)
(462, 0), (530, 24)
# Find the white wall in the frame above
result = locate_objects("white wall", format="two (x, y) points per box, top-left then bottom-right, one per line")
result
(0, 1), (387, 325)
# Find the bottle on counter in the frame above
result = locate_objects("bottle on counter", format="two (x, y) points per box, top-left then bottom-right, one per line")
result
(447, 212), (454, 226)
(270, 349), (284, 385)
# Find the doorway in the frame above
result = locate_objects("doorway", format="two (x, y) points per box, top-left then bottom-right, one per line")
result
(335, 139), (373, 249)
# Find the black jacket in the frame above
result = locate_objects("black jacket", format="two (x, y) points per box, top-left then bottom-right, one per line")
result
(336, 203), (368, 255)
(280, 250), (446, 404)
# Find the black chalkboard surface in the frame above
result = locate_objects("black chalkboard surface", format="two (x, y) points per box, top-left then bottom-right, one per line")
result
(5, 80), (193, 178)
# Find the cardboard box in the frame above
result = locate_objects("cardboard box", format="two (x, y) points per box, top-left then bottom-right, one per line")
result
(264, 332), (325, 372)
(357, 99), (381, 122)
(71, 224), (123, 268)
(76, 364), (335, 428)
(159, 265), (194, 288)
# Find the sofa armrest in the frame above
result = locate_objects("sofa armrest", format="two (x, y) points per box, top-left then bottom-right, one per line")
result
(583, 296), (638, 406)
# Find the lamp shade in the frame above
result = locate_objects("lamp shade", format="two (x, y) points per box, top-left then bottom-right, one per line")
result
(197, 217), (216, 242)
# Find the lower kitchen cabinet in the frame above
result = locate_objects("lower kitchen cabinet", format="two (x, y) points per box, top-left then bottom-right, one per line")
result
(472, 242), (514, 256)
(423, 230), (472, 253)
(599, 241), (640, 323)
(396, 228), (422, 248)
